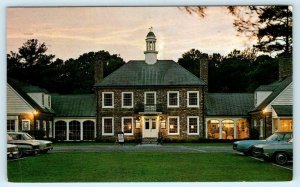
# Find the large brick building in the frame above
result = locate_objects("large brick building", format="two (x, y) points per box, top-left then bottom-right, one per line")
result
(6, 30), (293, 142)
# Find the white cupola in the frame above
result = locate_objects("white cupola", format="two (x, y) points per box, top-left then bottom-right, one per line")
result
(144, 27), (158, 64)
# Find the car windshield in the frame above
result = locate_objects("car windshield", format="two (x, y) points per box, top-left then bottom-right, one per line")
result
(266, 133), (283, 141)
(22, 133), (33, 140)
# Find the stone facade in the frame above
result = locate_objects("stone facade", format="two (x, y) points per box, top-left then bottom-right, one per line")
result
(96, 86), (206, 141)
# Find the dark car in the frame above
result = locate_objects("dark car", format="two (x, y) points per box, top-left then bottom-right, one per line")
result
(252, 139), (293, 165)
(232, 132), (292, 156)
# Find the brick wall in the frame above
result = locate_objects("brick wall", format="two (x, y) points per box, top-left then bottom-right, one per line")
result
(96, 86), (206, 141)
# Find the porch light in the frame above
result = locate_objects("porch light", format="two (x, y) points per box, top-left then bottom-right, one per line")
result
(263, 108), (268, 114)
(33, 111), (39, 115)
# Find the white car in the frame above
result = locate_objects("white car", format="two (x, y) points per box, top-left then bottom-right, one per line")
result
(8, 132), (53, 154)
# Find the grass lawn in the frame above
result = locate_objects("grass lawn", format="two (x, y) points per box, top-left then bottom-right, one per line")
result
(8, 152), (292, 182)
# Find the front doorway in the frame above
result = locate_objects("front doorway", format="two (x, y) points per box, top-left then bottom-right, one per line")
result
(143, 117), (158, 138)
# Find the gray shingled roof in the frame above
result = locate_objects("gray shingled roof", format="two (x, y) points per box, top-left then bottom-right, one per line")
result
(51, 94), (96, 117)
(250, 76), (292, 112)
(94, 60), (206, 87)
(8, 79), (54, 114)
(206, 93), (254, 116)
(272, 105), (293, 116)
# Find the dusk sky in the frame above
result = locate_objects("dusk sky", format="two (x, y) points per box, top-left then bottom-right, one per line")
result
(7, 7), (257, 62)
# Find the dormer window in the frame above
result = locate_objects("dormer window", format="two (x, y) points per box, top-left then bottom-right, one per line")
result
(48, 95), (51, 108)
(42, 93), (45, 106)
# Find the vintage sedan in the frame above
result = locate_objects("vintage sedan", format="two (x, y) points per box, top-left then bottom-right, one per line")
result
(8, 132), (53, 153)
(7, 144), (19, 159)
(252, 139), (293, 165)
(7, 134), (40, 157)
(232, 132), (292, 156)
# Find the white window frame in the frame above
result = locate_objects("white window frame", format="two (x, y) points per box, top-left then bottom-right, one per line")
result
(168, 116), (180, 135)
(102, 117), (114, 136)
(102, 92), (114, 108)
(22, 119), (31, 131)
(187, 91), (199, 108)
(144, 91), (156, 105)
(187, 116), (199, 135)
(167, 91), (179, 108)
(122, 92), (133, 108)
(36, 120), (40, 130)
(121, 117), (134, 135)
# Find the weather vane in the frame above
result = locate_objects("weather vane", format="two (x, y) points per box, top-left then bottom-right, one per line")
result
(149, 26), (153, 32)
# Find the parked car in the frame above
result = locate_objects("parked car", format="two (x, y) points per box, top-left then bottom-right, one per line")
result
(7, 134), (40, 157)
(232, 132), (292, 156)
(252, 139), (293, 165)
(7, 144), (19, 159)
(8, 132), (53, 153)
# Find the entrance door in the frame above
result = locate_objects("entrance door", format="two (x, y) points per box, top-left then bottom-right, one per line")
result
(143, 117), (158, 138)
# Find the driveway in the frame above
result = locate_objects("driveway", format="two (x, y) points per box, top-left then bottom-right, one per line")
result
(52, 144), (235, 153)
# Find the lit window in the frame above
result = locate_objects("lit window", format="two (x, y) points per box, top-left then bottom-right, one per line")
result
(122, 92), (133, 108)
(22, 120), (30, 131)
(168, 116), (179, 135)
(122, 117), (134, 135)
(168, 91), (179, 107)
(102, 117), (114, 135)
(102, 92), (114, 108)
(207, 119), (220, 139)
(187, 91), (199, 107)
(188, 117), (199, 135)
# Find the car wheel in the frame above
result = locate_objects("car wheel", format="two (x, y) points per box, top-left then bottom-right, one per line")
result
(251, 149), (260, 157)
(17, 151), (23, 158)
(274, 152), (288, 165)
(243, 147), (253, 156)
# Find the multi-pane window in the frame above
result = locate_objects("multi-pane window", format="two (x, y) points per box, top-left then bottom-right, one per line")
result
(187, 91), (199, 107)
(55, 121), (67, 140)
(122, 117), (134, 135)
(168, 116), (179, 135)
(168, 91), (179, 107)
(83, 120), (95, 140)
(188, 117), (199, 135)
(69, 120), (80, 140)
(22, 120), (30, 131)
(102, 117), (114, 135)
(7, 120), (15, 132)
(102, 92), (114, 108)
(145, 92), (156, 105)
(122, 92), (133, 108)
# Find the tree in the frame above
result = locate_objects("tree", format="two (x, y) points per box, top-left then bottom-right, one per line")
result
(181, 6), (292, 55)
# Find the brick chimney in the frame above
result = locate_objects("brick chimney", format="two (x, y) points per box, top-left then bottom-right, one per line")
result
(199, 54), (208, 84)
(94, 60), (104, 83)
(278, 54), (292, 81)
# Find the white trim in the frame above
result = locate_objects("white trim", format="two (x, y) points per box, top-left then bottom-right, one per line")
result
(187, 116), (199, 135)
(21, 119), (30, 131)
(102, 92), (114, 108)
(121, 117), (134, 135)
(121, 92), (133, 108)
(102, 117), (114, 136)
(7, 84), (35, 112)
(187, 91), (199, 107)
(260, 119), (264, 138)
(144, 91), (156, 105)
(168, 116), (180, 135)
(167, 91), (179, 108)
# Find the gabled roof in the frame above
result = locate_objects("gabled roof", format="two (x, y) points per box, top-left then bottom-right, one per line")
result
(7, 79), (54, 114)
(272, 105), (293, 116)
(250, 76), (292, 112)
(8, 78), (50, 93)
(206, 93), (254, 116)
(51, 94), (96, 117)
(94, 60), (207, 87)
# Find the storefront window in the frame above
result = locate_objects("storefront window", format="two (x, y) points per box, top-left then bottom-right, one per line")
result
(222, 120), (234, 139)
(207, 120), (219, 139)
(236, 119), (249, 139)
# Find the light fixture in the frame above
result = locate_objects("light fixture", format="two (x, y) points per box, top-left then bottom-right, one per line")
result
(191, 125), (194, 129)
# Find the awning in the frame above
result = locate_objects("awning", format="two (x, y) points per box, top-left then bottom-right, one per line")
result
(272, 105), (293, 116)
